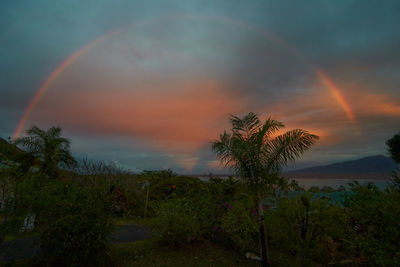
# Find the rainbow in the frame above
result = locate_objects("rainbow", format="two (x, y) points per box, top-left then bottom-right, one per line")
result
(316, 71), (356, 122)
(12, 26), (128, 139)
(13, 15), (356, 139)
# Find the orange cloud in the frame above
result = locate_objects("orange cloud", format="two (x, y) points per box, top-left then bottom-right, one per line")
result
(34, 79), (246, 152)
(351, 92), (400, 117)
(255, 76), (400, 149)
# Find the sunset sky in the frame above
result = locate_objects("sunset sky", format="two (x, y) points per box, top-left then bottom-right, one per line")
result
(1, 0), (400, 173)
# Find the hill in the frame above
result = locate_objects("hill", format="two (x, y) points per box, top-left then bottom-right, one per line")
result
(284, 155), (398, 180)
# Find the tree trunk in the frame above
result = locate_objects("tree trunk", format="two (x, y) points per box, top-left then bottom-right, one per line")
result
(144, 183), (150, 218)
(257, 191), (270, 267)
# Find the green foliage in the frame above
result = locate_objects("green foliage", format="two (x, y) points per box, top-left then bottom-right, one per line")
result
(212, 112), (318, 188)
(151, 176), (259, 250)
(212, 112), (318, 265)
(40, 210), (113, 267)
(308, 186), (320, 193)
(345, 183), (400, 266)
(73, 158), (144, 217)
(150, 177), (244, 247)
(388, 171), (400, 192)
(0, 138), (36, 180)
(4, 169), (115, 266)
(153, 196), (213, 246)
(14, 126), (76, 178)
(206, 177), (250, 241)
(0, 173), (42, 241)
(34, 180), (114, 266)
(149, 175), (206, 200)
(386, 132), (400, 163)
(221, 199), (258, 252)
(4, 124), (400, 266)
(138, 169), (177, 183)
(267, 193), (350, 266)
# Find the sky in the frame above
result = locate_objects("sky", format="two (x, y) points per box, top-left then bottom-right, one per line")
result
(1, 0), (400, 173)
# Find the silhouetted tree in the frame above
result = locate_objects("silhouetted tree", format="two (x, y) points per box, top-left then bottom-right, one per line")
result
(14, 126), (76, 178)
(212, 112), (318, 267)
(386, 132), (400, 164)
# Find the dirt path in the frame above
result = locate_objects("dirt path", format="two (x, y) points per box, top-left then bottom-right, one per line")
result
(0, 224), (152, 262)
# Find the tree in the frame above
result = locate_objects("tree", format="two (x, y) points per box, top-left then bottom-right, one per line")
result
(386, 132), (400, 164)
(212, 112), (318, 266)
(14, 126), (76, 178)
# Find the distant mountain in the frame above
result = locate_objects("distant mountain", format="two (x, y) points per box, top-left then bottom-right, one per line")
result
(284, 155), (398, 180)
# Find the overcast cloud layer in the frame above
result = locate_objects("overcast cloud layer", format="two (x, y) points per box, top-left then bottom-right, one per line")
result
(1, 0), (400, 173)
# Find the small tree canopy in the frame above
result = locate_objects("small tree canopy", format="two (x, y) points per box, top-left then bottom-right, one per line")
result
(14, 126), (76, 178)
(212, 112), (319, 189)
(386, 133), (400, 164)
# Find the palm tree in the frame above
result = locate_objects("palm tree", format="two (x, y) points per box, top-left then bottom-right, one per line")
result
(14, 126), (76, 178)
(212, 112), (318, 267)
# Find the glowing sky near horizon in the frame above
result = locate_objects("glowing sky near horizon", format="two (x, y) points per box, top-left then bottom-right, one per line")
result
(1, 0), (400, 173)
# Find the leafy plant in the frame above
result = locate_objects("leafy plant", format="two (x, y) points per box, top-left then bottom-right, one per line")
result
(386, 132), (400, 163)
(212, 112), (318, 266)
(345, 183), (400, 266)
(267, 193), (350, 266)
(14, 126), (76, 178)
(221, 199), (258, 252)
(153, 196), (214, 246)
(37, 180), (114, 266)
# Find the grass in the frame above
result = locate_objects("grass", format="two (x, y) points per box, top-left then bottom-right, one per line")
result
(110, 239), (259, 267)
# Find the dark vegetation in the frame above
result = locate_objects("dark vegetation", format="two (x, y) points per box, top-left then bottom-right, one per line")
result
(387, 132), (400, 164)
(0, 115), (399, 266)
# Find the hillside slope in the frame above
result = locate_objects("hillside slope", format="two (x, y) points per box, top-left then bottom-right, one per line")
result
(284, 155), (398, 179)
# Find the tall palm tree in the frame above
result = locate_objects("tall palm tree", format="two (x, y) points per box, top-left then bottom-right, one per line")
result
(14, 126), (76, 178)
(212, 112), (318, 267)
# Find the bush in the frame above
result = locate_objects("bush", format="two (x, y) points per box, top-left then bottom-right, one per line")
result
(149, 176), (206, 200)
(30, 179), (114, 266)
(345, 183), (400, 266)
(153, 196), (213, 246)
(40, 211), (113, 266)
(267, 193), (350, 266)
(221, 199), (258, 252)
(73, 159), (144, 217)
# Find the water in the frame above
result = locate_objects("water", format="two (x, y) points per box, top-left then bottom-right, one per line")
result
(202, 176), (392, 206)
(203, 175), (391, 190)
(293, 178), (389, 190)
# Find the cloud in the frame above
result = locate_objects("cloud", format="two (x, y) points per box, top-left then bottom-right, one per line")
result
(3, 0), (400, 172)
(32, 78), (246, 151)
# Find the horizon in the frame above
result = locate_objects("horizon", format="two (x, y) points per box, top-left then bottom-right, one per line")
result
(1, 0), (400, 173)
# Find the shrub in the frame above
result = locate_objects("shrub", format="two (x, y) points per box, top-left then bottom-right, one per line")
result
(153, 196), (213, 246)
(220, 199), (258, 252)
(267, 193), (350, 266)
(345, 183), (400, 266)
(40, 211), (113, 266)
(149, 176), (206, 200)
(73, 159), (144, 217)
(34, 180), (114, 266)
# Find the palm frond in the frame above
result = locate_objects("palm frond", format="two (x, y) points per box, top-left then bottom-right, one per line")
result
(265, 129), (319, 172)
(230, 112), (261, 139)
(212, 131), (236, 167)
(14, 125), (75, 176)
(212, 112), (318, 189)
